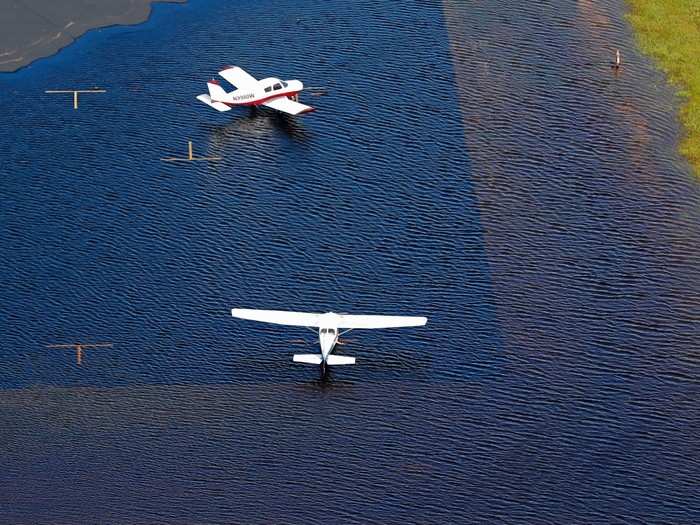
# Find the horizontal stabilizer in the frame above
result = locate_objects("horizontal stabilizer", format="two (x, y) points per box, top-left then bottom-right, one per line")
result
(196, 94), (231, 112)
(326, 355), (356, 365)
(293, 354), (323, 365)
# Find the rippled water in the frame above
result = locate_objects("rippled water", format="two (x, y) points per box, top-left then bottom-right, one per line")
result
(1, 0), (699, 523)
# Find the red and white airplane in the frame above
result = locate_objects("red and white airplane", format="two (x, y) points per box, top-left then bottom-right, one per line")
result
(197, 66), (315, 116)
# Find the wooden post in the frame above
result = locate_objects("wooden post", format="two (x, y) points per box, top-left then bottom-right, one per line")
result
(46, 342), (113, 365)
(161, 141), (221, 162)
(45, 89), (106, 109)
(612, 49), (621, 72)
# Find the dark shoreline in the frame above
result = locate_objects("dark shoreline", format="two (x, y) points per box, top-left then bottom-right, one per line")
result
(0, 0), (186, 73)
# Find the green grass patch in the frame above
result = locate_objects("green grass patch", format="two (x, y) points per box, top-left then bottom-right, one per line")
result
(627, 0), (700, 172)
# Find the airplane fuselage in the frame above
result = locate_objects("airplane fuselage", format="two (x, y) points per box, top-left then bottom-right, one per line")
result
(216, 78), (303, 107)
(317, 312), (343, 362)
(318, 326), (338, 361)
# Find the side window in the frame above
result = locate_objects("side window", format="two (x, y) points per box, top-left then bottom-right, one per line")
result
(264, 86), (272, 93)
(273, 83), (283, 90)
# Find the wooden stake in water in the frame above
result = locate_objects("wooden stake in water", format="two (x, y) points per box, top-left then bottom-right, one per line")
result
(44, 89), (106, 109)
(161, 141), (221, 162)
(46, 342), (113, 365)
(612, 49), (621, 71)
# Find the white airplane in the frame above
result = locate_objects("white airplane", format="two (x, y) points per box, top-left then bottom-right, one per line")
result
(231, 308), (427, 369)
(197, 66), (315, 116)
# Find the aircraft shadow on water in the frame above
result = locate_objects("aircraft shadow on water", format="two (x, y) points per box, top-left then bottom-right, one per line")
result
(204, 109), (310, 146)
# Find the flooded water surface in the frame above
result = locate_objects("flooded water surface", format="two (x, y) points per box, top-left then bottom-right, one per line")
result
(1, 0), (699, 523)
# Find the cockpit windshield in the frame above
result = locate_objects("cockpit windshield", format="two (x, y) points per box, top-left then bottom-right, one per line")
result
(320, 328), (335, 334)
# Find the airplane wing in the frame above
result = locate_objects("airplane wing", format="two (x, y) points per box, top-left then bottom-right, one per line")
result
(232, 308), (322, 327)
(218, 66), (258, 89)
(337, 315), (428, 329)
(262, 96), (315, 115)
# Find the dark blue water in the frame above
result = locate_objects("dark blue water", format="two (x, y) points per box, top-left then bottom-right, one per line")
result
(1, 0), (699, 523)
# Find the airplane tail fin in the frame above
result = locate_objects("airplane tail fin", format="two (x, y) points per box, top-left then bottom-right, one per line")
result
(207, 79), (229, 102)
(293, 354), (323, 365)
(326, 355), (356, 365)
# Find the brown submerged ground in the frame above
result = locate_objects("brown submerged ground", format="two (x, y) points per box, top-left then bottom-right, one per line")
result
(0, 0), (185, 73)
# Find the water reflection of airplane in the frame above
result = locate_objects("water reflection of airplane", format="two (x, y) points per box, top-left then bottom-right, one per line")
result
(197, 66), (315, 116)
(205, 111), (310, 156)
(46, 342), (113, 365)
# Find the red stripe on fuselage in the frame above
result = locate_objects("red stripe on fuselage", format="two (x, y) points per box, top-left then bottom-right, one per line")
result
(214, 90), (301, 107)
